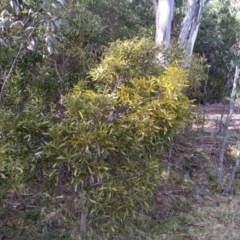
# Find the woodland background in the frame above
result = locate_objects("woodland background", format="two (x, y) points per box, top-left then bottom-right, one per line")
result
(1, 0), (240, 239)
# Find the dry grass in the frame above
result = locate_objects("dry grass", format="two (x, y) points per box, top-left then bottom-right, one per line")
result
(187, 198), (240, 240)
(111, 193), (240, 240)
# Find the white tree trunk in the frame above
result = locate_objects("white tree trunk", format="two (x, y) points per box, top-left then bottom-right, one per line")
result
(178, 0), (204, 56)
(152, 0), (158, 14)
(155, 0), (175, 48)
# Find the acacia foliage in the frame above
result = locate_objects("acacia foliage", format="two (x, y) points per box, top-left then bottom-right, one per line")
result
(0, 1), (204, 234)
(0, 38), (195, 232)
(41, 38), (193, 232)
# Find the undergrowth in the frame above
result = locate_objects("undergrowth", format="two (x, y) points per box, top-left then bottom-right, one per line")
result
(2, 106), (240, 239)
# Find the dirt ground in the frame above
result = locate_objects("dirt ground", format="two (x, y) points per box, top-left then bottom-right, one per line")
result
(193, 103), (240, 132)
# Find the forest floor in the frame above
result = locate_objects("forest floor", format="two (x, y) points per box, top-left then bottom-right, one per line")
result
(1, 103), (240, 239)
(149, 103), (240, 240)
(193, 103), (240, 132)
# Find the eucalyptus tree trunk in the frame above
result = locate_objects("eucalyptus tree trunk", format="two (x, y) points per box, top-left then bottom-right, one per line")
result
(155, 0), (175, 48)
(178, 0), (204, 56)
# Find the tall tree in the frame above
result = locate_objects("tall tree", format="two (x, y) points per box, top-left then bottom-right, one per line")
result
(154, 0), (175, 48)
(153, 0), (204, 56)
(179, 0), (205, 56)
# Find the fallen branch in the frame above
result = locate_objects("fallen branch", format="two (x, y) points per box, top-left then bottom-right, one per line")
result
(4, 201), (38, 209)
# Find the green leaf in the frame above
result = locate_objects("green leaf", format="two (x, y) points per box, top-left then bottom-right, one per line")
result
(0, 173), (7, 179)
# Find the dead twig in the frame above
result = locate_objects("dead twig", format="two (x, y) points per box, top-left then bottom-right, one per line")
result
(4, 201), (38, 209)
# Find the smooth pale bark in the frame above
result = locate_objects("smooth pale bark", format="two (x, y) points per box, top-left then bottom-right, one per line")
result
(155, 0), (175, 48)
(178, 0), (204, 56)
(152, 0), (158, 14)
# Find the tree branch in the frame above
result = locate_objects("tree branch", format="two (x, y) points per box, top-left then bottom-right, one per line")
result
(0, 24), (37, 103)
(0, 43), (24, 103)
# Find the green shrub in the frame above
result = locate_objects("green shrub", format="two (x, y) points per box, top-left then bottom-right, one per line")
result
(0, 104), (52, 197)
(41, 38), (193, 233)
(185, 55), (207, 102)
(0, 38), (194, 234)
(89, 38), (162, 90)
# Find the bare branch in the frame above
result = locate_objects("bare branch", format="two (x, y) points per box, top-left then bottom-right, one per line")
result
(0, 25), (37, 103)
(55, 60), (63, 82)
(0, 43), (24, 103)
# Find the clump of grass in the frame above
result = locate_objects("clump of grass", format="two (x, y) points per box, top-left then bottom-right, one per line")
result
(110, 196), (240, 240)
(186, 198), (240, 239)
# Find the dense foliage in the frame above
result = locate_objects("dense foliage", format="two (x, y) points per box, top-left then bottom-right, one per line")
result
(195, 0), (240, 101)
(0, 38), (193, 233)
(1, 0), (239, 237)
